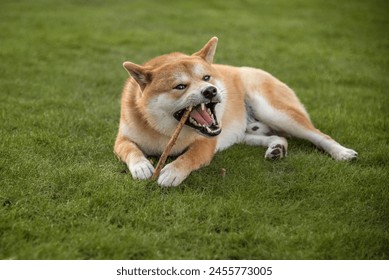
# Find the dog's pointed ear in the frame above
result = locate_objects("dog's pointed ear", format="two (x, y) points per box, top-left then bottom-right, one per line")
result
(123, 62), (152, 89)
(192, 37), (218, 64)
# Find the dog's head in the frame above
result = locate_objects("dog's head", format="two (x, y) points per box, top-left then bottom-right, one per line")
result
(123, 37), (224, 138)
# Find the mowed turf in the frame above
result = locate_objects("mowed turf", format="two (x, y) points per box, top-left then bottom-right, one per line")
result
(0, 0), (388, 259)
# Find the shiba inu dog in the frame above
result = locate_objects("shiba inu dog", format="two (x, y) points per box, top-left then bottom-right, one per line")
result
(114, 37), (357, 187)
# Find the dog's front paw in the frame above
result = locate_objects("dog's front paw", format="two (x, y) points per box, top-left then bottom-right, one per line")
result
(332, 147), (358, 161)
(129, 159), (155, 180)
(158, 163), (188, 187)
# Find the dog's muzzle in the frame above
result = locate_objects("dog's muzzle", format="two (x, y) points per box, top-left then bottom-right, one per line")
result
(173, 87), (221, 137)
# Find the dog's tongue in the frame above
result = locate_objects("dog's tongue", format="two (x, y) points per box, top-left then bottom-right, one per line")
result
(190, 106), (213, 126)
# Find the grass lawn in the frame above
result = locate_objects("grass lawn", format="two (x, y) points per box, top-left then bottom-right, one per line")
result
(0, 0), (388, 259)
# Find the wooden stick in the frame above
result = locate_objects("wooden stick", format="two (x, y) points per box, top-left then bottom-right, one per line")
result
(151, 106), (192, 180)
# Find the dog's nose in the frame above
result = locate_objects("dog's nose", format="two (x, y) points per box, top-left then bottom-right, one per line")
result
(202, 86), (217, 99)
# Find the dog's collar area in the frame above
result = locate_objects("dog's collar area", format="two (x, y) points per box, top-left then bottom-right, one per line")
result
(174, 102), (221, 137)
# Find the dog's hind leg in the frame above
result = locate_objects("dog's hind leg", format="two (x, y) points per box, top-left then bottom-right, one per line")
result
(243, 133), (288, 160)
(241, 67), (357, 160)
(248, 94), (357, 160)
(244, 115), (287, 159)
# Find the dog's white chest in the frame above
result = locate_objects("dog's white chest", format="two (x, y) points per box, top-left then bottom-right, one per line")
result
(216, 120), (246, 151)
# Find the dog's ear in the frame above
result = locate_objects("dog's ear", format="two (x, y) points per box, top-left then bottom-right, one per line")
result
(123, 62), (152, 89)
(192, 36), (218, 64)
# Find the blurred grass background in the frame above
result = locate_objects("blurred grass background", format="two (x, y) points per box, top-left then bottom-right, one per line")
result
(0, 0), (388, 259)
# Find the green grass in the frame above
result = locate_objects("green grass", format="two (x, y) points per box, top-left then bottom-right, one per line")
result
(1, 0), (388, 259)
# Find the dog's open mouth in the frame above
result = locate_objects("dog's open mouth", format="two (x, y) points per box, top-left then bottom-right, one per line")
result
(174, 102), (221, 137)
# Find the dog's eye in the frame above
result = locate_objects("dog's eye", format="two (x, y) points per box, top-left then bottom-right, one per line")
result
(174, 84), (187, 90)
(203, 75), (211, 81)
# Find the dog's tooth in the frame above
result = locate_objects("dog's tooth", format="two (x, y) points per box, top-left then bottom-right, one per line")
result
(190, 117), (199, 126)
(211, 113), (215, 123)
(201, 103), (205, 111)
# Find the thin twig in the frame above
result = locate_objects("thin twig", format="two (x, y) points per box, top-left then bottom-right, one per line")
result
(151, 106), (192, 180)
